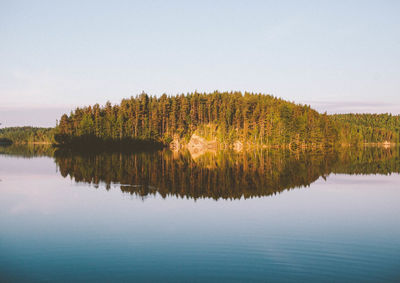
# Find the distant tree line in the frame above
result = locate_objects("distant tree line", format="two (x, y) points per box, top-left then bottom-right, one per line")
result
(0, 127), (54, 144)
(2, 93), (398, 148)
(331, 114), (400, 144)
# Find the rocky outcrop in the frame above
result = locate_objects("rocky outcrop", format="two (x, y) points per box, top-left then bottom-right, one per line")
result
(187, 134), (218, 158)
(170, 133), (249, 157)
(170, 133), (246, 156)
(188, 134), (217, 150)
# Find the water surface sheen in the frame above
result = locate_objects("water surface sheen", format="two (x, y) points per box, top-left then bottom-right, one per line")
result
(0, 145), (399, 282)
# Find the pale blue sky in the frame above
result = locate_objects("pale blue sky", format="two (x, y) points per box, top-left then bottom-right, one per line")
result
(1, 0), (399, 127)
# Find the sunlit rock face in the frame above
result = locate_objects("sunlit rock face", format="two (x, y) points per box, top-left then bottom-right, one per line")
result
(187, 134), (218, 159)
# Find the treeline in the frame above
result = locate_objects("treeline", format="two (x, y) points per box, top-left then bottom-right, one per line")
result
(55, 91), (341, 148)
(3, 93), (398, 148)
(330, 114), (400, 144)
(0, 127), (55, 144)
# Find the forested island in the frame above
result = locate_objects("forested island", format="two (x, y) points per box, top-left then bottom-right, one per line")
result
(54, 91), (399, 149)
(1, 92), (399, 150)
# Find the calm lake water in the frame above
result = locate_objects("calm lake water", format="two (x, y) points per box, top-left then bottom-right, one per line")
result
(0, 145), (399, 282)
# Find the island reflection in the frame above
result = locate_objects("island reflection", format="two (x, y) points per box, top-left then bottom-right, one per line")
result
(1, 145), (398, 200)
(55, 146), (399, 200)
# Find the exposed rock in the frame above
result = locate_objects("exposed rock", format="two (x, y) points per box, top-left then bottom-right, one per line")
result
(188, 134), (217, 150)
(187, 134), (218, 158)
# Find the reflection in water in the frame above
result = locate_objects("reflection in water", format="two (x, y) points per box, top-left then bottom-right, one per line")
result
(1, 144), (398, 200)
(56, 150), (332, 200)
(1, 145), (400, 282)
(54, 146), (399, 200)
(0, 144), (55, 158)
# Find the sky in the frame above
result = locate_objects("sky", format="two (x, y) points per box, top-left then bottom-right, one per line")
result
(0, 0), (399, 127)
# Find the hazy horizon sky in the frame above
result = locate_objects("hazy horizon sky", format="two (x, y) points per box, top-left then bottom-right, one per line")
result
(1, 0), (399, 127)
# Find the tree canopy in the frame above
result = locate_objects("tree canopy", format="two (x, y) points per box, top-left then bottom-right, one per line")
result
(55, 91), (341, 148)
(55, 91), (399, 148)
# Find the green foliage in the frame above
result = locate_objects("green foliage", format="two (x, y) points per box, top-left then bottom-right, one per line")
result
(55, 91), (340, 147)
(2, 95), (398, 148)
(331, 114), (400, 144)
(0, 127), (55, 144)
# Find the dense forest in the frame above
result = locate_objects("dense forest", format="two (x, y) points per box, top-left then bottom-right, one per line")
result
(331, 114), (400, 144)
(0, 127), (54, 144)
(55, 91), (399, 148)
(3, 92), (399, 149)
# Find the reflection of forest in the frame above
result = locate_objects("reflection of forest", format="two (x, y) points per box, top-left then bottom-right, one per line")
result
(1, 144), (398, 199)
(0, 144), (55, 158)
(52, 146), (400, 200)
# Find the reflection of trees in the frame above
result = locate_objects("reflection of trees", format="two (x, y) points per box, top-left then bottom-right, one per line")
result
(54, 146), (400, 200)
(0, 144), (55, 158)
(2, 144), (398, 199)
(332, 146), (400, 175)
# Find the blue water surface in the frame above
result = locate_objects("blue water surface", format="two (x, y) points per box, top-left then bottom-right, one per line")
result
(0, 154), (399, 282)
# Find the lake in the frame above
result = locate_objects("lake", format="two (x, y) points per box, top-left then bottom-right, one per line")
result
(0, 145), (399, 282)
